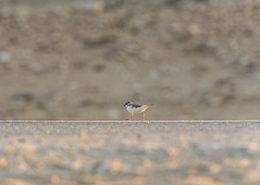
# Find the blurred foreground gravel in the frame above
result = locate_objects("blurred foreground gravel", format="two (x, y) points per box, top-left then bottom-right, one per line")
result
(0, 120), (260, 185)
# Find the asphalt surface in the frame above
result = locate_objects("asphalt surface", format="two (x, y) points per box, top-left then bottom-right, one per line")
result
(0, 120), (260, 185)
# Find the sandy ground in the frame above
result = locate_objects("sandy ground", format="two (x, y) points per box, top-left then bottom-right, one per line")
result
(0, 120), (260, 185)
(1, 0), (260, 120)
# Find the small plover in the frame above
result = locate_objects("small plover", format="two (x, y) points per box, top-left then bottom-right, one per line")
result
(124, 101), (150, 120)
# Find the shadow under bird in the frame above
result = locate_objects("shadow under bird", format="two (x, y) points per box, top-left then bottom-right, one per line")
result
(124, 101), (151, 120)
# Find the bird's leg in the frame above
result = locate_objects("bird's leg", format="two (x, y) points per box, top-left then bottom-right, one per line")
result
(130, 113), (134, 120)
(142, 112), (145, 121)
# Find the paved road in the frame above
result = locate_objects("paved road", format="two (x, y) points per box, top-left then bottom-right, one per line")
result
(0, 120), (260, 185)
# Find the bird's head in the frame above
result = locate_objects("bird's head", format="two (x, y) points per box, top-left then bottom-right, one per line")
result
(124, 101), (130, 107)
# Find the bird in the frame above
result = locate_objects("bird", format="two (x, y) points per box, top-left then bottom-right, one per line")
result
(124, 101), (150, 120)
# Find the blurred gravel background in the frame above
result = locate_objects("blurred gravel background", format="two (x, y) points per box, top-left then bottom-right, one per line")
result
(0, 120), (260, 185)
(0, 0), (260, 119)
